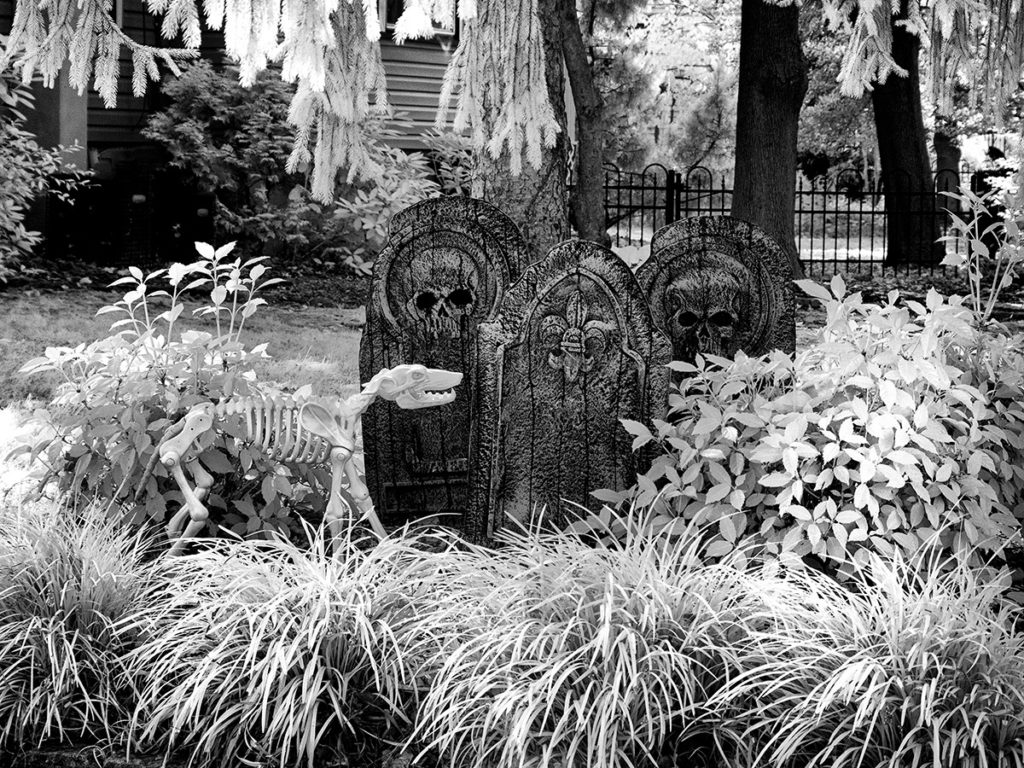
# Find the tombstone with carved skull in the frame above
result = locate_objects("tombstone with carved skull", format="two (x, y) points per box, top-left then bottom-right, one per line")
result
(360, 197), (530, 527)
(637, 216), (794, 367)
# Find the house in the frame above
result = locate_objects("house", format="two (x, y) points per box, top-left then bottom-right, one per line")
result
(0, 0), (459, 264)
(0, 0), (455, 159)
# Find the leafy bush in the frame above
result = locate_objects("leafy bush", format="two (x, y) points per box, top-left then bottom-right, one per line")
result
(423, 130), (480, 196)
(122, 527), (460, 768)
(603, 278), (1024, 577)
(709, 547), (1024, 768)
(1, 40), (90, 279)
(13, 243), (331, 541)
(143, 60), (440, 274)
(0, 499), (153, 749)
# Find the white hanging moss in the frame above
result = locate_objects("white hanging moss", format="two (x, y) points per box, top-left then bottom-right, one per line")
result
(436, 0), (560, 176)
(0, 0), (558, 201)
(1, 0), (197, 106)
(2, 0), (1023, 202)
(816, 0), (1024, 123)
(287, 6), (390, 201)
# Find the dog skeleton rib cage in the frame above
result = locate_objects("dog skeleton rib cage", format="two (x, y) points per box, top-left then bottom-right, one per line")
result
(148, 364), (462, 554)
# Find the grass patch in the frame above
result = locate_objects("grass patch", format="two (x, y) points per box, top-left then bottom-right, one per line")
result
(0, 290), (364, 407)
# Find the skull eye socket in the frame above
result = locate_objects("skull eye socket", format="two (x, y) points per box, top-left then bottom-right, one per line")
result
(448, 288), (474, 309)
(677, 311), (701, 326)
(415, 291), (439, 312)
(710, 311), (735, 327)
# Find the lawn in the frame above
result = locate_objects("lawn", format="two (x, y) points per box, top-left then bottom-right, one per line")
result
(0, 289), (364, 405)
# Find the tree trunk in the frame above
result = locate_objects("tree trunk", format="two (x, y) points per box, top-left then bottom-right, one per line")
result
(870, 0), (941, 265)
(731, 0), (807, 284)
(476, 0), (569, 260)
(933, 129), (962, 216)
(559, 0), (609, 246)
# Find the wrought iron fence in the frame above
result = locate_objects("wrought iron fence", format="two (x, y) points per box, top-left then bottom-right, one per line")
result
(603, 163), (972, 276)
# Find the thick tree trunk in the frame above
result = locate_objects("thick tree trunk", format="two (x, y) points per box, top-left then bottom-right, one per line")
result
(870, 0), (941, 265)
(476, 0), (569, 260)
(731, 0), (807, 284)
(559, 0), (610, 246)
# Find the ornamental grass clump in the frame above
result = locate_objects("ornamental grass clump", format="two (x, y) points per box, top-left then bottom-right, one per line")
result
(0, 499), (153, 749)
(408, 515), (805, 768)
(709, 547), (1024, 768)
(121, 527), (468, 768)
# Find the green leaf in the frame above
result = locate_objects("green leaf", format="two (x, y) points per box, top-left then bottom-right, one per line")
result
(621, 419), (653, 450)
(759, 472), (791, 488)
(199, 449), (234, 474)
(705, 483), (731, 504)
(794, 279), (832, 302)
(260, 475), (276, 505)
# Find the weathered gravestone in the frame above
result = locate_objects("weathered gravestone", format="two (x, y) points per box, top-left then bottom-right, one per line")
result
(469, 240), (672, 539)
(359, 196), (530, 525)
(636, 216), (795, 363)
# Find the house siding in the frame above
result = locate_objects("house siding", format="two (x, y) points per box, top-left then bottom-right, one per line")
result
(381, 37), (455, 149)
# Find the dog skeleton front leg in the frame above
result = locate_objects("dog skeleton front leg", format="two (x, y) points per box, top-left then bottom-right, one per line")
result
(342, 455), (386, 538)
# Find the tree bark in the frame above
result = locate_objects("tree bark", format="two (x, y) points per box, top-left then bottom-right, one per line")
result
(476, 0), (570, 260)
(870, 0), (941, 265)
(933, 129), (962, 216)
(559, 0), (610, 246)
(731, 0), (808, 284)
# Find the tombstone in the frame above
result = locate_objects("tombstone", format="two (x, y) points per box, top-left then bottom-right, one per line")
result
(636, 216), (795, 363)
(469, 240), (672, 539)
(359, 196), (530, 527)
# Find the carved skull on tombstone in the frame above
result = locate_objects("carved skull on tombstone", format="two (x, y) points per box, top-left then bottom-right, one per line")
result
(405, 252), (479, 338)
(664, 264), (751, 359)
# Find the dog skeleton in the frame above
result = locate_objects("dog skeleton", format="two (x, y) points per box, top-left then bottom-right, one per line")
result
(150, 364), (462, 553)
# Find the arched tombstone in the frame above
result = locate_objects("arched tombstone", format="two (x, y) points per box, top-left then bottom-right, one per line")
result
(636, 216), (795, 363)
(359, 196), (530, 527)
(469, 240), (672, 540)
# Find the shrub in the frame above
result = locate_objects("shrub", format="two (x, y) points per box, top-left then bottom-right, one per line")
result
(709, 547), (1024, 768)
(0, 41), (90, 279)
(143, 60), (440, 274)
(13, 243), (331, 541)
(423, 129), (480, 196)
(0, 499), (154, 749)
(122, 527), (461, 768)
(603, 278), (1024, 578)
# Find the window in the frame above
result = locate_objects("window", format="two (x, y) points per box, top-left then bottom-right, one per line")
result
(378, 0), (458, 39)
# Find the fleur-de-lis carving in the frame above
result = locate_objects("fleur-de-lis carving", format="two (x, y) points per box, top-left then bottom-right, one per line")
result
(539, 290), (609, 383)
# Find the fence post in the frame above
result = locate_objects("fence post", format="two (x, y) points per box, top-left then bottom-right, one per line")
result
(664, 169), (677, 226)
